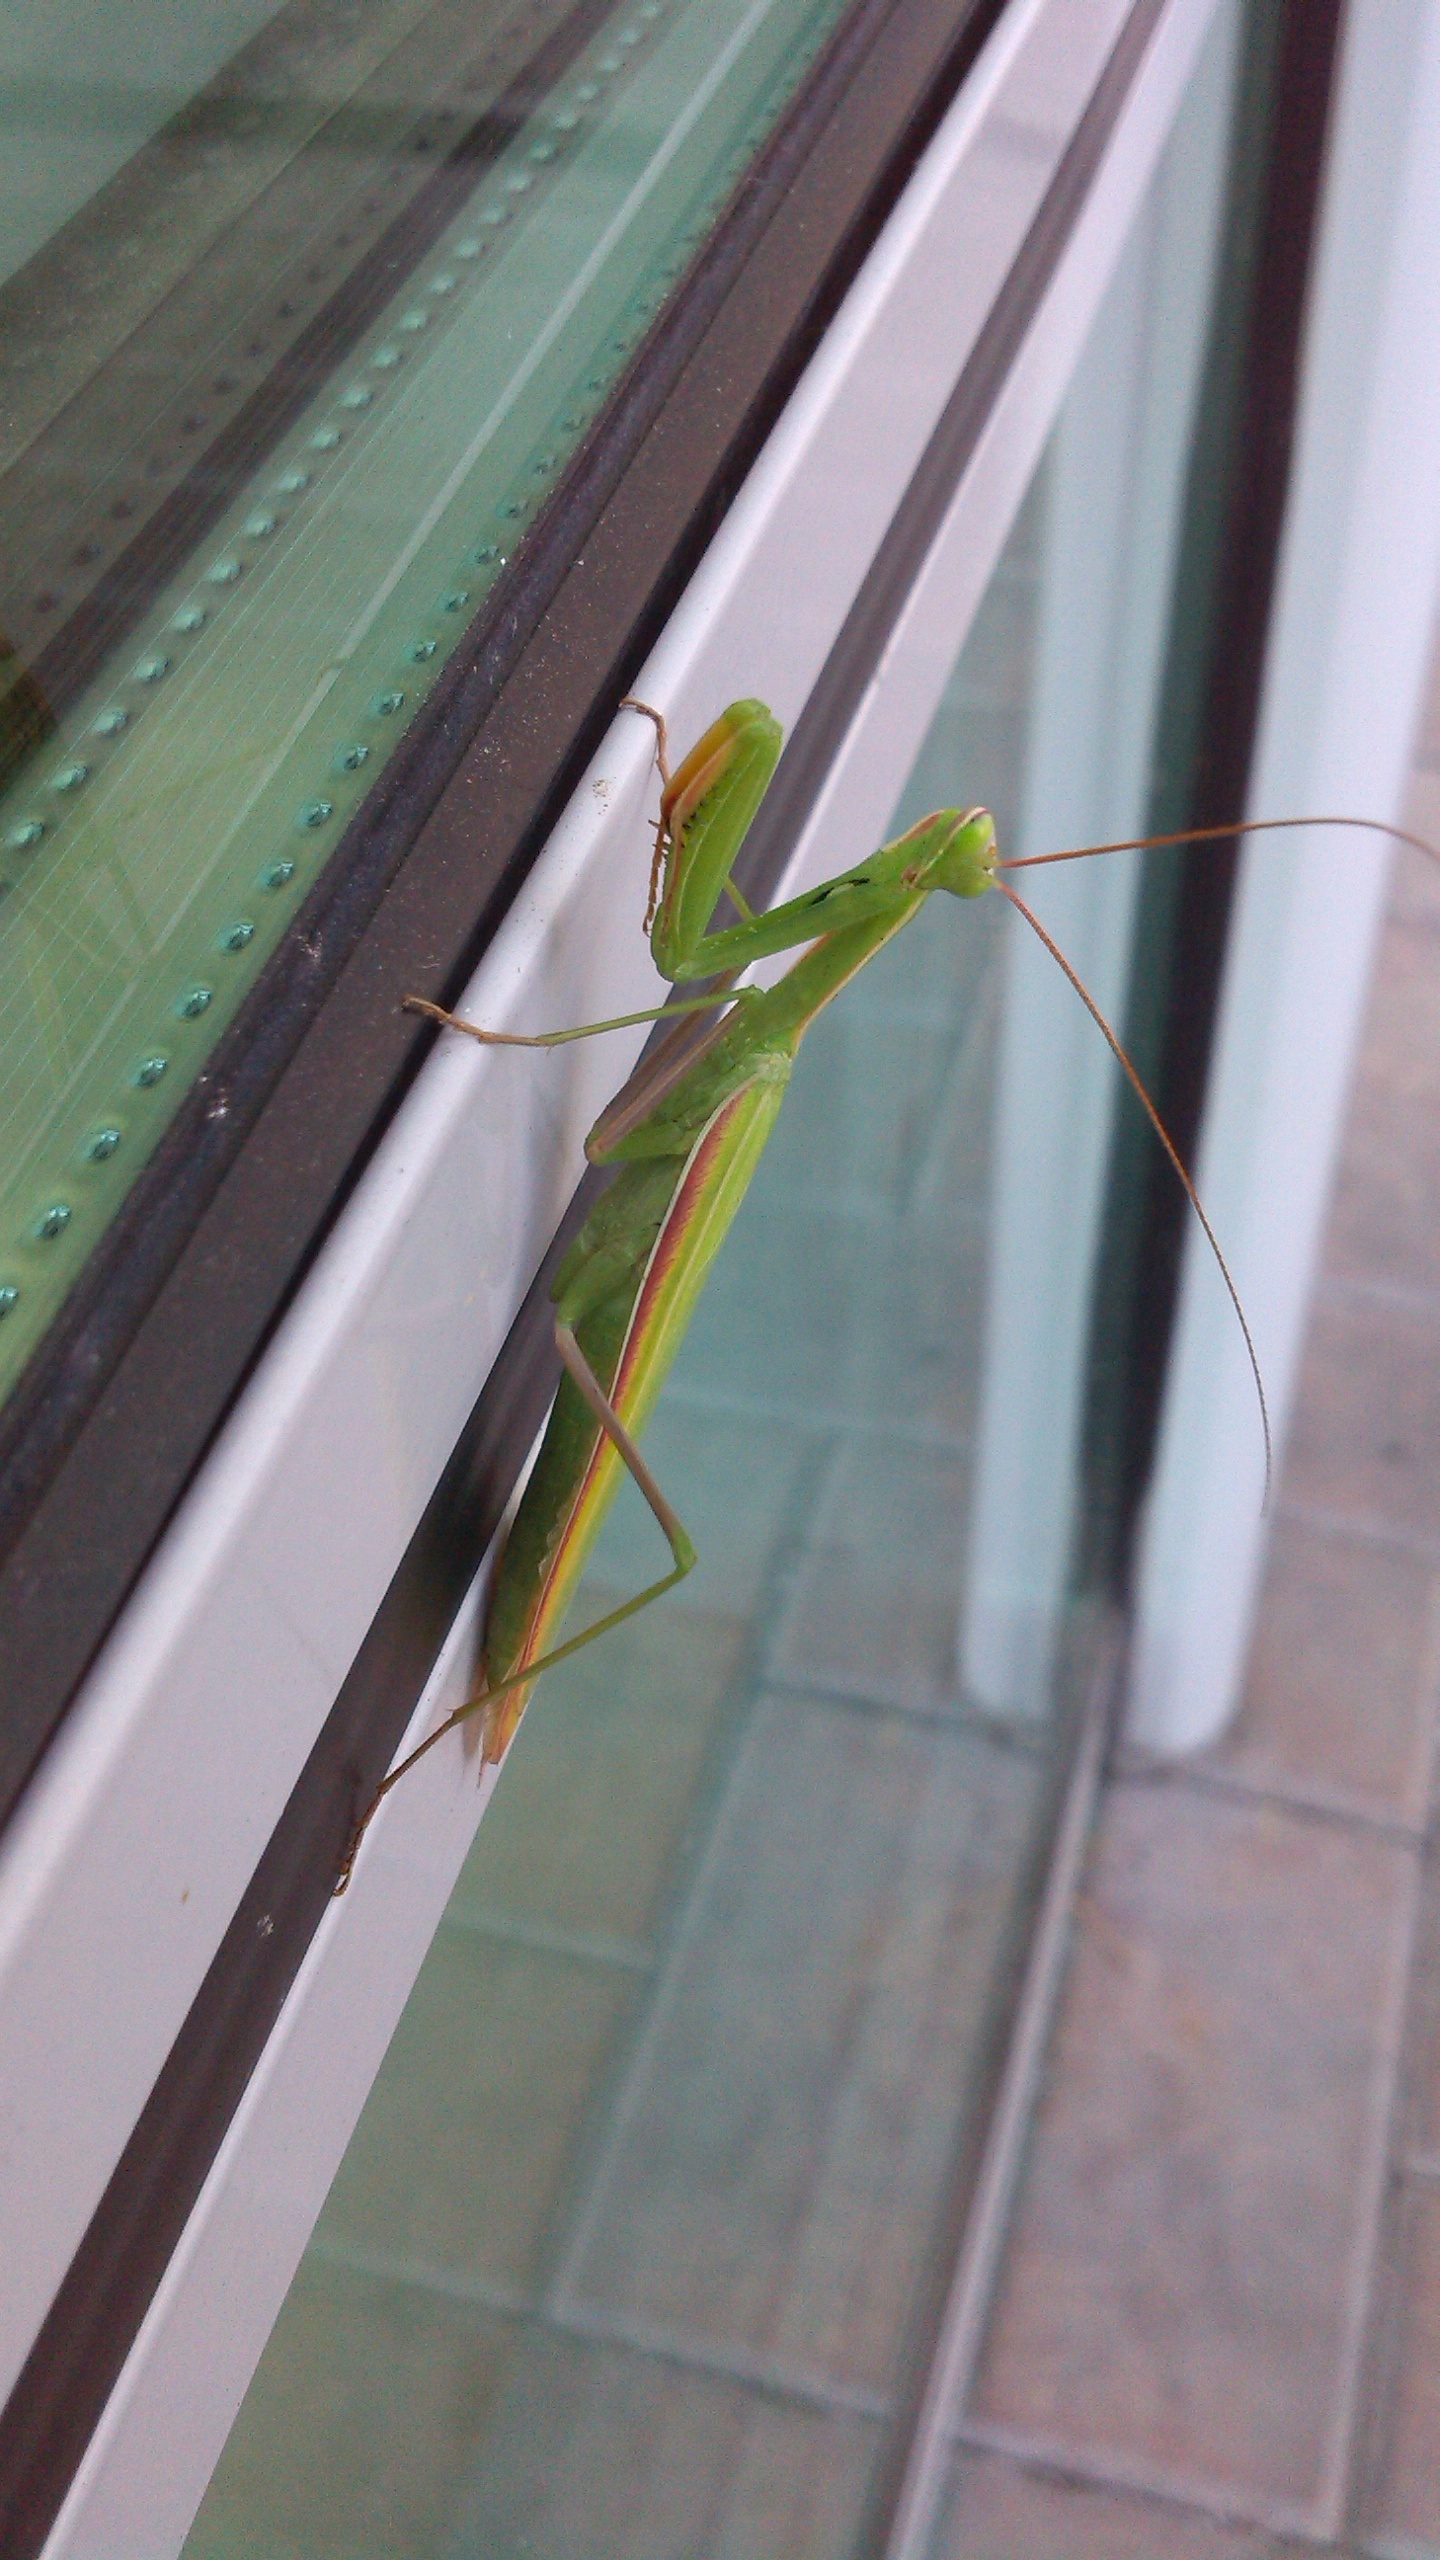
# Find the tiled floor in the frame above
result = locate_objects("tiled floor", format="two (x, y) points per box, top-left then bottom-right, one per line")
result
(955, 750), (1440, 2550)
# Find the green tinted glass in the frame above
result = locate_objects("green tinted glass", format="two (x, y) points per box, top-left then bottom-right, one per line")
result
(0, 0), (848, 1405)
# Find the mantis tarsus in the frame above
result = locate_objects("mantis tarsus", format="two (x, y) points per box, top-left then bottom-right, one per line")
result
(334, 696), (1433, 1892)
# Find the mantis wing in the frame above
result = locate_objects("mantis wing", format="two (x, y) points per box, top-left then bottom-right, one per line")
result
(479, 1068), (787, 1761)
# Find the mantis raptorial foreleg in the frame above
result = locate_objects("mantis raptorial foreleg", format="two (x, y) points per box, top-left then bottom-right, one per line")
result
(336, 692), (1436, 1893)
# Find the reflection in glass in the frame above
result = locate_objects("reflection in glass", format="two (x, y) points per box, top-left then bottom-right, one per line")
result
(0, 0), (849, 1405)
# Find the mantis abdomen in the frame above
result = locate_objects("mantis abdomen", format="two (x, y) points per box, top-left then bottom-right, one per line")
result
(480, 1069), (786, 1760)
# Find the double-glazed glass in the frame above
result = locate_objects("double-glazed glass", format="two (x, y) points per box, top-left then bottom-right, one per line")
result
(181, 10), (1246, 2550)
(0, 0), (849, 1404)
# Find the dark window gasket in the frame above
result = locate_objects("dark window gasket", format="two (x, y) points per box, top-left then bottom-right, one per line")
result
(0, 0), (1012, 1829)
(0, 5), (1198, 2551)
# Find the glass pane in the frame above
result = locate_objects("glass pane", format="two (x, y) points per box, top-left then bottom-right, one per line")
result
(183, 8), (1244, 2555)
(0, 0), (850, 1407)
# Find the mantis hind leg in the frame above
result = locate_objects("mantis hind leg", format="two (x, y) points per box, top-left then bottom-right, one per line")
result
(334, 1321), (695, 1896)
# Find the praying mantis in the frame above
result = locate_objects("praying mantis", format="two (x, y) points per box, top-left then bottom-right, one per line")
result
(334, 694), (1423, 1891)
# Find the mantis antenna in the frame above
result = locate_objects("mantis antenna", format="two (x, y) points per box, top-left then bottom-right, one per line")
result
(997, 808), (1440, 1505)
(997, 877), (1272, 1500)
(1003, 811), (1440, 870)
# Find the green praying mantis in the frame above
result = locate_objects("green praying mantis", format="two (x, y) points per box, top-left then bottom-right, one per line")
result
(334, 694), (1431, 1892)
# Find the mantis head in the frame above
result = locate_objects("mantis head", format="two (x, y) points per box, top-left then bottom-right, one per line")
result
(899, 805), (998, 900)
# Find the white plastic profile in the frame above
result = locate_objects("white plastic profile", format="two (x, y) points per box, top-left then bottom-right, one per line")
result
(1129, 0), (1440, 1753)
(0, 1), (1224, 2549)
(960, 0), (1241, 1729)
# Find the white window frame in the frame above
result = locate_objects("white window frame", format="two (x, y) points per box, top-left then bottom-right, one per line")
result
(1131, 0), (1440, 1751)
